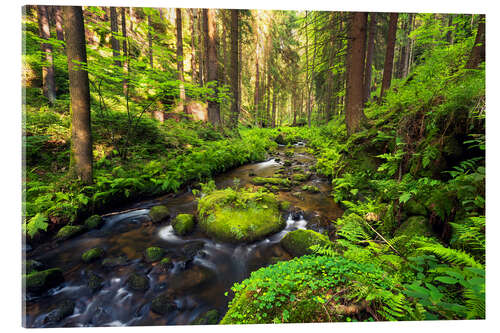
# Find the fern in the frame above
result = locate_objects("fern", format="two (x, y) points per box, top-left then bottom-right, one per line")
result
(416, 244), (484, 269)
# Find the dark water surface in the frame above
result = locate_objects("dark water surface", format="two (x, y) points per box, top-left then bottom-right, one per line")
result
(23, 143), (343, 327)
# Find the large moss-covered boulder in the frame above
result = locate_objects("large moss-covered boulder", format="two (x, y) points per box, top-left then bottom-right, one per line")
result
(81, 248), (105, 263)
(191, 309), (220, 325)
(251, 177), (290, 187)
(292, 173), (310, 182)
(148, 205), (170, 223)
(127, 273), (149, 291)
(23, 268), (64, 293)
(172, 214), (195, 235)
(197, 188), (285, 243)
(84, 215), (104, 230)
(280, 230), (332, 257)
(145, 247), (165, 262)
(54, 225), (84, 241)
(394, 216), (433, 239)
(25, 259), (44, 274)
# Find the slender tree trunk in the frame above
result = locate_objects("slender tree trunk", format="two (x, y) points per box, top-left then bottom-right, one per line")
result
(363, 13), (377, 104)
(198, 10), (204, 86)
(403, 14), (414, 78)
(121, 7), (128, 96)
(229, 9), (240, 128)
(190, 9), (198, 84)
(147, 15), (153, 68)
(254, 47), (260, 126)
(446, 14), (454, 44)
(175, 8), (186, 113)
(380, 13), (398, 100)
(37, 5), (56, 104)
(222, 17), (228, 85)
(345, 12), (368, 135)
(397, 15), (410, 79)
(305, 11), (311, 128)
(406, 14), (416, 77)
(110, 7), (121, 67)
(465, 14), (485, 69)
(63, 6), (92, 184)
(204, 9), (221, 126)
(271, 84), (276, 128)
(54, 6), (64, 42)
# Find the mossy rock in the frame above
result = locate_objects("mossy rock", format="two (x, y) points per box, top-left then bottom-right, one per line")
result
(127, 273), (149, 291)
(148, 205), (170, 223)
(283, 161), (292, 167)
(23, 268), (64, 293)
(251, 177), (290, 187)
(191, 309), (220, 325)
(54, 225), (84, 241)
(279, 201), (291, 211)
(81, 247), (105, 263)
(284, 150), (294, 157)
(43, 300), (75, 324)
(275, 133), (287, 145)
(86, 271), (103, 292)
(145, 247), (165, 262)
(151, 292), (177, 315)
(292, 173), (310, 182)
(172, 214), (195, 236)
(394, 216), (433, 239)
(84, 215), (104, 230)
(197, 188), (285, 243)
(404, 199), (428, 216)
(160, 257), (173, 270)
(102, 256), (128, 268)
(25, 259), (44, 274)
(302, 185), (320, 193)
(280, 230), (332, 257)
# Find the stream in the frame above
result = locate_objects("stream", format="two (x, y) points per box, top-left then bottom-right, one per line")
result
(23, 143), (343, 327)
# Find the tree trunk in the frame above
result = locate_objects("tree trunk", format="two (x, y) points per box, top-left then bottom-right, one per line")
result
(380, 13), (398, 100)
(229, 9), (240, 128)
(403, 14), (414, 78)
(271, 84), (276, 128)
(254, 48), (260, 126)
(147, 15), (153, 68)
(37, 5), (56, 104)
(204, 9), (221, 126)
(465, 14), (485, 69)
(110, 7), (121, 67)
(198, 10), (204, 86)
(446, 14), (454, 44)
(363, 13), (377, 104)
(345, 12), (368, 136)
(54, 6), (64, 41)
(63, 6), (93, 184)
(175, 9), (186, 113)
(190, 9), (198, 84)
(121, 7), (128, 95)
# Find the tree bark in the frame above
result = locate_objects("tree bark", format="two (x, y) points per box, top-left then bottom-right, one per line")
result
(175, 8), (186, 113)
(380, 13), (398, 100)
(121, 7), (128, 95)
(37, 5), (56, 104)
(254, 46), (260, 126)
(271, 83), (276, 128)
(63, 6), (93, 184)
(345, 12), (368, 136)
(110, 7), (121, 67)
(147, 15), (153, 68)
(204, 9), (221, 126)
(363, 13), (377, 104)
(465, 14), (485, 69)
(189, 9), (198, 84)
(54, 6), (64, 41)
(229, 9), (240, 128)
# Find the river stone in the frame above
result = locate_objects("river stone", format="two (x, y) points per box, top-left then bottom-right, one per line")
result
(197, 188), (285, 243)
(43, 299), (75, 324)
(81, 247), (105, 263)
(292, 172), (310, 182)
(191, 309), (220, 325)
(151, 292), (177, 315)
(25, 259), (44, 274)
(145, 247), (165, 262)
(283, 161), (292, 167)
(251, 177), (291, 187)
(160, 257), (173, 270)
(275, 133), (287, 145)
(181, 241), (205, 260)
(279, 201), (292, 211)
(169, 265), (215, 292)
(84, 215), (104, 230)
(86, 271), (103, 292)
(280, 229), (332, 257)
(172, 214), (195, 236)
(302, 185), (320, 193)
(148, 205), (170, 223)
(102, 256), (128, 268)
(24, 268), (64, 293)
(127, 273), (149, 291)
(54, 225), (85, 241)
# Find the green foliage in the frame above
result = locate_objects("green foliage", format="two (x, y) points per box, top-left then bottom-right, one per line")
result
(22, 213), (49, 238)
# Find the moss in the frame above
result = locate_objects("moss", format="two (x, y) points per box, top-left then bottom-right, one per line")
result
(251, 177), (290, 187)
(197, 188), (285, 243)
(404, 199), (428, 216)
(284, 150), (294, 157)
(145, 247), (165, 262)
(86, 271), (103, 292)
(302, 185), (320, 193)
(148, 205), (170, 223)
(84, 215), (104, 230)
(25, 259), (44, 274)
(81, 247), (105, 263)
(23, 268), (64, 292)
(54, 225), (84, 241)
(292, 173), (310, 182)
(279, 201), (291, 211)
(102, 256), (127, 267)
(172, 214), (195, 235)
(280, 230), (332, 257)
(394, 216), (433, 239)
(275, 133), (286, 145)
(283, 161), (292, 167)
(127, 273), (149, 291)
(160, 257), (173, 270)
(151, 292), (177, 315)
(191, 309), (220, 325)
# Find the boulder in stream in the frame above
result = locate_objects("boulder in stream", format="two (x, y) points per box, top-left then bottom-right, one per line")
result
(172, 214), (195, 236)
(101, 256), (128, 268)
(145, 247), (165, 262)
(197, 188), (285, 243)
(86, 270), (104, 292)
(54, 225), (85, 242)
(23, 268), (64, 293)
(251, 177), (291, 187)
(151, 292), (177, 315)
(81, 247), (105, 263)
(148, 205), (170, 224)
(24, 259), (44, 274)
(84, 215), (104, 230)
(191, 309), (220, 325)
(127, 273), (149, 291)
(43, 299), (75, 324)
(280, 229), (332, 257)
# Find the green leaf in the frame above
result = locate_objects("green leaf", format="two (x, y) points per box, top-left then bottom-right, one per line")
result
(435, 276), (458, 284)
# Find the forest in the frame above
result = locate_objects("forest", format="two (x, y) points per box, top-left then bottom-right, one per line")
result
(22, 5), (485, 327)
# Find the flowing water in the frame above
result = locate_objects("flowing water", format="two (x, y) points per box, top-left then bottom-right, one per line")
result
(23, 143), (343, 327)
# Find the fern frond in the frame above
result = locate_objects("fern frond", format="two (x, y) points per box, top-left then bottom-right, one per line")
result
(417, 245), (484, 269)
